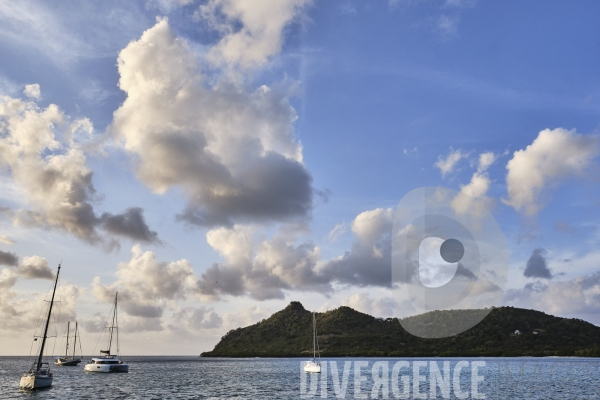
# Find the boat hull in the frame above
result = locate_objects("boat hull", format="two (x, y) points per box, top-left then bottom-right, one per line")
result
(304, 361), (321, 373)
(19, 374), (52, 389)
(84, 363), (129, 373)
(54, 358), (81, 366)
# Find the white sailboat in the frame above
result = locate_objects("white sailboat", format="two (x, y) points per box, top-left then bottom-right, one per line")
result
(84, 292), (129, 373)
(20, 264), (61, 389)
(304, 312), (321, 373)
(54, 321), (82, 366)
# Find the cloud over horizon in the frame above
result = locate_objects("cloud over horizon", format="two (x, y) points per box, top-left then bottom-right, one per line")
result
(195, 207), (394, 301)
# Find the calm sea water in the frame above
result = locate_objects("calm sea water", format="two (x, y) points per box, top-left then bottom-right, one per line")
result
(1, 357), (599, 399)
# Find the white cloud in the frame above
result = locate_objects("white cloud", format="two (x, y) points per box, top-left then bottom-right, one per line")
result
(340, 292), (395, 318)
(196, 0), (312, 69)
(0, 267), (80, 332)
(328, 223), (348, 242)
(477, 151), (496, 173)
(0, 96), (98, 241)
(92, 245), (197, 322)
(0, 235), (13, 245)
(0, 2), (93, 65)
(195, 207), (395, 301)
(351, 208), (393, 244)
(221, 305), (272, 331)
(434, 148), (467, 177)
(502, 272), (600, 325)
(451, 151), (496, 217)
(111, 19), (313, 228)
(19, 255), (55, 280)
(171, 306), (223, 331)
(197, 223), (327, 300)
(503, 128), (600, 216)
(0, 93), (159, 245)
(23, 84), (40, 100)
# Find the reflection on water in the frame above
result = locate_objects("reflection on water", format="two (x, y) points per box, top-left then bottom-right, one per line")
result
(0, 357), (598, 399)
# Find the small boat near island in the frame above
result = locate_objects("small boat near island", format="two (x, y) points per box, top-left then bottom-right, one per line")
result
(20, 264), (61, 389)
(54, 321), (82, 366)
(304, 312), (321, 373)
(84, 292), (129, 373)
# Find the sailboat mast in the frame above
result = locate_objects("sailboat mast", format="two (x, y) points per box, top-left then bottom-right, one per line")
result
(312, 312), (316, 360)
(107, 292), (117, 355)
(65, 321), (70, 358)
(72, 322), (78, 359)
(37, 264), (60, 371)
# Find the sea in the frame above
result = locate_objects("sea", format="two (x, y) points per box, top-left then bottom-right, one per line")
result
(1, 356), (599, 399)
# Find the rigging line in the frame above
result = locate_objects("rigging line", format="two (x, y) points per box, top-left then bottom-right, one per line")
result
(91, 300), (113, 357)
(58, 323), (69, 359)
(50, 275), (62, 360)
(77, 323), (83, 359)
(52, 288), (61, 359)
(51, 296), (61, 360)
(28, 278), (55, 361)
(115, 294), (120, 358)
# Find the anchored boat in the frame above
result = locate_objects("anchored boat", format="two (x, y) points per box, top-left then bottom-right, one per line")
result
(20, 264), (61, 389)
(304, 312), (321, 373)
(84, 292), (129, 373)
(54, 321), (82, 366)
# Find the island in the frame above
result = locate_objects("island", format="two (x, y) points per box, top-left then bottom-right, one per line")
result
(201, 301), (600, 358)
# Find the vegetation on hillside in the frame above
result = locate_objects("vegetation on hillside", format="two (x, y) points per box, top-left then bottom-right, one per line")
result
(201, 301), (600, 357)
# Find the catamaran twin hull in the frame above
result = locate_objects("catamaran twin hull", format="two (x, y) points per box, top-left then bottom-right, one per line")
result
(19, 374), (52, 390)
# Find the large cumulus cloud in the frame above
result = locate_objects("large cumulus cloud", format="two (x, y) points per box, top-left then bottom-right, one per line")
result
(111, 18), (314, 228)
(0, 94), (159, 246)
(503, 128), (600, 216)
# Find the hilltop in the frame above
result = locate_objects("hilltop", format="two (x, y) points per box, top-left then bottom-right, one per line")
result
(201, 301), (600, 357)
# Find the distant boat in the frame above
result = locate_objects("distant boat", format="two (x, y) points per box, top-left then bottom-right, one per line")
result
(54, 321), (82, 366)
(84, 292), (129, 373)
(20, 264), (61, 389)
(304, 312), (321, 373)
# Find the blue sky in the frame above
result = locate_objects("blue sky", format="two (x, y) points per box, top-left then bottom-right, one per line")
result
(1, 0), (599, 355)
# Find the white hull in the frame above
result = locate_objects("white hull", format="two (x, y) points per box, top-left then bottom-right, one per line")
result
(304, 361), (321, 373)
(84, 363), (129, 373)
(19, 374), (52, 389)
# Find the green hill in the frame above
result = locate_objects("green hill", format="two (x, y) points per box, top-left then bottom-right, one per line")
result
(201, 301), (600, 357)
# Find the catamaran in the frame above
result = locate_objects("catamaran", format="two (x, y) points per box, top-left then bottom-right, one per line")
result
(20, 264), (61, 389)
(54, 321), (82, 366)
(84, 292), (129, 373)
(304, 312), (321, 373)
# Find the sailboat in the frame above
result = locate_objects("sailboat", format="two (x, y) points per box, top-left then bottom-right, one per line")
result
(303, 312), (321, 373)
(54, 321), (82, 366)
(84, 292), (129, 373)
(20, 264), (61, 389)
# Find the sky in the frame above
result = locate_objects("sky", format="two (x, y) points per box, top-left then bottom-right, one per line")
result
(0, 0), (600, 355)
